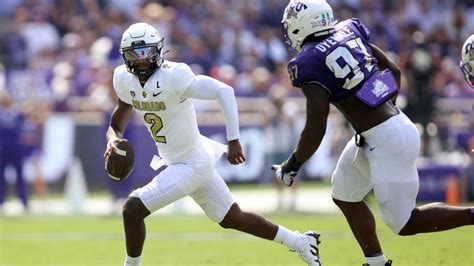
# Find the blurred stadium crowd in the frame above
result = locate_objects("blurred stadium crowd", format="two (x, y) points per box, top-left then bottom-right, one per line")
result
(1, 0), (474, 102)
(0, 0), (473, 211)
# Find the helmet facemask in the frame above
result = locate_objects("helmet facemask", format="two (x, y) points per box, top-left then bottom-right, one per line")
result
(460, 35), (474, 88)
(122, 40), (164, 81)
(120, 23), (165, 81)
(460, 60), (474, 88)
(281, 20), (295, 50)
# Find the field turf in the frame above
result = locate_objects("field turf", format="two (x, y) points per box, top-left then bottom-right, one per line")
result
(1, 212), (473, 265)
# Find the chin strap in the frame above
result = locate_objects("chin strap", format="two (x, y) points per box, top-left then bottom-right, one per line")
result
(136, 66), (158, 81)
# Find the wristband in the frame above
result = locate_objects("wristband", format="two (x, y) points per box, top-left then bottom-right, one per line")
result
(285, 152), (302, 172)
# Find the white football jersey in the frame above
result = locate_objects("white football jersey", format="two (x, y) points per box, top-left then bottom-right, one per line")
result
(113, 60), (202, 164)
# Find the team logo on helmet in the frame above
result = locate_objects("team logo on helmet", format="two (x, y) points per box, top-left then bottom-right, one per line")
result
(281, 0), (335, 51)
(460, 34), (474, 88)
(286, 5), (299, 19)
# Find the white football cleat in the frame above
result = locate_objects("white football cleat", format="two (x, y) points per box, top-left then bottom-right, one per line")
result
(296, 231), (321, 266)
(362, 259), (393, 266)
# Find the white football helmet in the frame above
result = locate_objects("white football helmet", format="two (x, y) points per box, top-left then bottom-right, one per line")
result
(281, 0), (336, 51)
(120, 23), (164, 80)
(460, 34), (474, 88)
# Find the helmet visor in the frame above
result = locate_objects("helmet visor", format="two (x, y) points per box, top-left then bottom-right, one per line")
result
(122, 45), (159, 62)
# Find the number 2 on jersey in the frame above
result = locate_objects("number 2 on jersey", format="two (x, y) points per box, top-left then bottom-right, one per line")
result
(144, 113), (167, 144)
(325, 37), (374, 90)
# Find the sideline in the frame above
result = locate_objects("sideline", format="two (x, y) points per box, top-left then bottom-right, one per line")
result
(0, 187), (337, 216)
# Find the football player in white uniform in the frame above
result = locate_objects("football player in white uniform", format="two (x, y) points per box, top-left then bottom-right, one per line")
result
(460, 34), (474, 88)
(104, 23), (321, 266)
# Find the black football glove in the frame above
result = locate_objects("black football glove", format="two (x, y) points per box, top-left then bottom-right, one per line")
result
(271, 152), (302, 187)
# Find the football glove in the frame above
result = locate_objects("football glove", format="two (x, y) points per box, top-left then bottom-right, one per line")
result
(271, 164), (298, 186)
(271, 152), (302, 187)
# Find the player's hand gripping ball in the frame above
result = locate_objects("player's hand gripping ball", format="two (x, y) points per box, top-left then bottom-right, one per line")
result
(105, 139), (135, 182)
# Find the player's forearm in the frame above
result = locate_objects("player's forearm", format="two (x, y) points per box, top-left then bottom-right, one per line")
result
(106, 110), (125, 141)
(293, 84), (330, 165)
(106, 100), (133, 141)
(294, 126), (325, 164)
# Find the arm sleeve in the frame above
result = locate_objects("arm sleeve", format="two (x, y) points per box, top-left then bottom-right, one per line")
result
(172, 63), (196, 97)
(183, 75), (240, 141)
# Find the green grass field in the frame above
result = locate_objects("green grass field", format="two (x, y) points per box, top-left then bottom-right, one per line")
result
(1, 212), (473, 266)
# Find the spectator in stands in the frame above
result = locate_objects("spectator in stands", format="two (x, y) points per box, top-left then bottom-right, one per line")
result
(1, 0), (473, 107)
(1, 7), (28, 70)
(21, 101), (49, 207)
(0, 90), (29, 211)
(254, 26), (288, 72)
(263, 84), (298, 211)
(403, 31), (436, 156)
(21, 11), (60, 59)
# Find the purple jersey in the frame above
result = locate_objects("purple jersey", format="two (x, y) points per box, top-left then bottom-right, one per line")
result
(288, 18), (378, 102)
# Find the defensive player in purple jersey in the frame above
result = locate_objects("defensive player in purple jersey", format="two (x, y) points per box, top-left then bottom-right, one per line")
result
(273, 1), (474, 265)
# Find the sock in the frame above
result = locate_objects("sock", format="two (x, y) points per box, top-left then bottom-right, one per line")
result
(273, 225), (305, 251)
(124, 254), (141, 266)
(365, 253), (386, 266)
(471, 208), (474, 224)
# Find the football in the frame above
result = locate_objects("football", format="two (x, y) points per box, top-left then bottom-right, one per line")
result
(105, 140), (135, 182)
